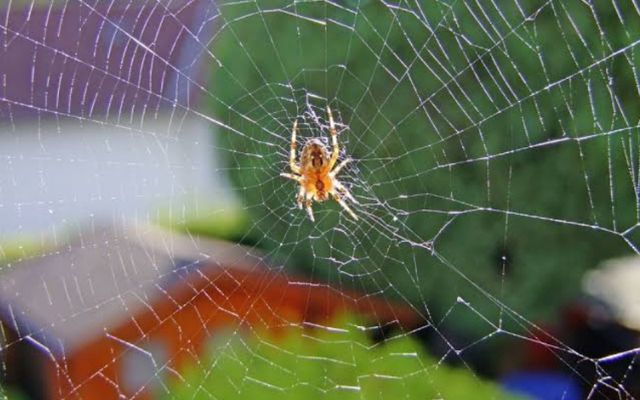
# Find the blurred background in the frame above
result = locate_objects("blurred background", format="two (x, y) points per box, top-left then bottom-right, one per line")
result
(1, 0), (640, 399)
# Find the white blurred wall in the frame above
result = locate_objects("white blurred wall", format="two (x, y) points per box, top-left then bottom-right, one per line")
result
(0, 114), (234, 237)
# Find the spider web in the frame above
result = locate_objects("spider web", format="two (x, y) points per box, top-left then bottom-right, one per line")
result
(1, 0), (640, 399)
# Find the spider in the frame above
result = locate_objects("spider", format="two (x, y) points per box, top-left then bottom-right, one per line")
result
(280, 106), (358, 222)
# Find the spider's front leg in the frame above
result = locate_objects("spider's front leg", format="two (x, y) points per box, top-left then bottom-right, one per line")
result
(329, 158), (351, 178)
(289, 119), (301, 174)
(326, 106), (340, 170)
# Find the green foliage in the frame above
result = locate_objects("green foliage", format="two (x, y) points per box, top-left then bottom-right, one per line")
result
(156, 199), (251, 243)
(0, 202), (250, 268)
(0, 236), (50, 268)
(0, 386), (27, 400)
(208, 1), (639, 332)
(168, 317), (524, 399)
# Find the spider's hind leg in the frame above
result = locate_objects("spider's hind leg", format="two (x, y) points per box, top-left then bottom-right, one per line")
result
(334, 180), (358, 204)
(305, 198), (315, 222)
(332, 192), (358, 221)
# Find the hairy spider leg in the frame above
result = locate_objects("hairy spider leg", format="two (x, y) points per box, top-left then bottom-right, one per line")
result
(332, 192), (358, 220)
(305, 192), (315, 221)
(280, 172), (302, 182)
(296, 185), (305, 209)
(280, 173), (307, 211)
(329, 158), (351, 178)
(326, 106), (340, 170)
(333, 180), (358, 204)
(289, 120), (300, 173)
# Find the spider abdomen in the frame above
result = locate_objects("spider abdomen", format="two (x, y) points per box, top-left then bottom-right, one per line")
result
(305, 174), (332, 202)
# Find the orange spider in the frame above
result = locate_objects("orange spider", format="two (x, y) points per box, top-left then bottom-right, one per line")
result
(280, 106), (358, 221)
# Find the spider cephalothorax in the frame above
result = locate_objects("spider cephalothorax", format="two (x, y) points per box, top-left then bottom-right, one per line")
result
(280, 106), (358, 221)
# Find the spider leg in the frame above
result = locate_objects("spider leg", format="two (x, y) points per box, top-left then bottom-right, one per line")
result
(329, 158), (351, 178)
(305, 197), (315, 222)
(296, 186), (305, 209)
(332, 192), (358, 221)
(326, 106), (340, 170)
(289, 119), (301, 173)
(280, 172), (302, 182)
(333, 179), (358, 204)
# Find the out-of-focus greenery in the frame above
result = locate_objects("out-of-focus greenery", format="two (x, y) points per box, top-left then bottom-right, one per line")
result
(0, 236), (51, 267)
(156, 199), (251, 243)
(208, 0), (639, 332)
(0, 201), (251, 267)
(0, 386), (27, 400)
(168, 316), (525, 399)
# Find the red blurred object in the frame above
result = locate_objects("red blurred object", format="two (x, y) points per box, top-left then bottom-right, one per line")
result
(0, 225), (419, 399)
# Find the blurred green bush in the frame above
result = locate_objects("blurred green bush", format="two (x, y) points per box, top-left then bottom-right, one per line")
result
(208, 1), (639, 332)
(0, 236), (52, 268)
(0, 385), (27, 400)
(168, 316), (524, 399)
(156, 199), (251, 244)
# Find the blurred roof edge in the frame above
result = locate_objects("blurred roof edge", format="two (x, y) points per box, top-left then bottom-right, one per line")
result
(0, 222), (422, 359)
(0, 222), (262, 356)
